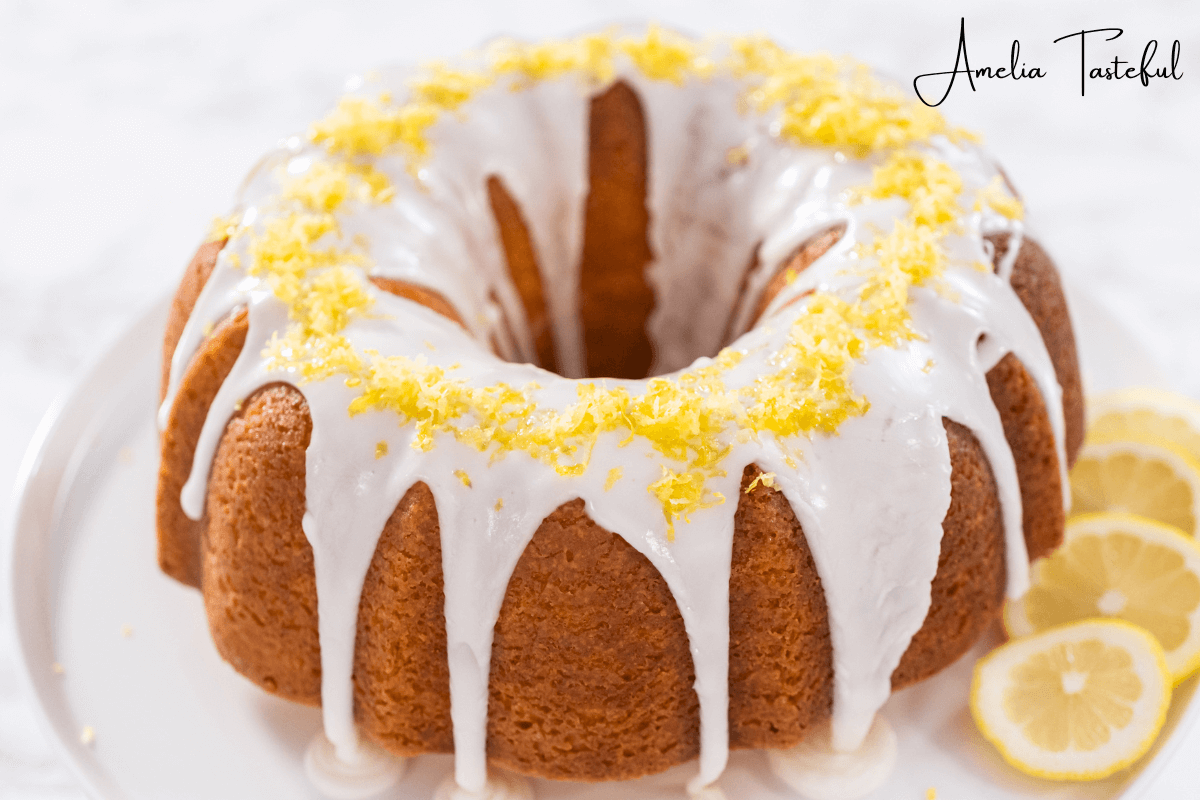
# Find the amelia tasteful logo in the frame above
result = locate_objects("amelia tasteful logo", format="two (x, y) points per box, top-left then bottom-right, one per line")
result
(913, 17), (1183, 107)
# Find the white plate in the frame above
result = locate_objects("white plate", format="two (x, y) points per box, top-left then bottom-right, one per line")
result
(5, 288), (1194, 800)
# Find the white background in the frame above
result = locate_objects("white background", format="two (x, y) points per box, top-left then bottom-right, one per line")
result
(1, 0), (1198, 797)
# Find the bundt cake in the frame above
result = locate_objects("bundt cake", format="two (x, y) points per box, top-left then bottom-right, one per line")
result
(156, 26), (1085, 795)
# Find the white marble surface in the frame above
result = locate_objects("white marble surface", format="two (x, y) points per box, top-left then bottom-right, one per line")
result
(1, 0), (1197, 797)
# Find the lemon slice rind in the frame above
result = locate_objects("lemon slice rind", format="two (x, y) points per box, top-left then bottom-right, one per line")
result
(1070, 438), (1200, 537)
(1004, 513), (1200, 685)
(1088, 388), (1200, 463)
(972, 619), (1171, 781)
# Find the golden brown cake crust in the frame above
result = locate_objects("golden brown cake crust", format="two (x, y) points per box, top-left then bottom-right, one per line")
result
(354, 481), (454, 754)
(203, 383), (321, 705)
(487, 499), (700, 780)
(987, 352), (1066, 561)
(578, 80), (655, 379)
(369, 276), (466, 329)
(161, 238), (225, 402)
(155, 85), (1087, 784)
(487, 175), (558, 373)
(747, 223), (846, 329)
(989, 233), (1085, 465)
(156, 246), (1085, 784)
(721, 244), (763, 346)
(156, 306), (245, 588)
(727, 464), (833, 751)
(162, 386), (1045, 783)
(892, 420), (1005, 688)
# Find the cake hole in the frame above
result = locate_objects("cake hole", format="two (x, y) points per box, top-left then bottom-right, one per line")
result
(488, 289), (521, 361)
(488, 175), (558, 373)
(370, 277), (466, 329)
(482, 84), (846, 381)
(745, 223), (847, 330)
(720, 241), (763, 348)
(578, 79), (655, 380)
(769, 289), (817, 319)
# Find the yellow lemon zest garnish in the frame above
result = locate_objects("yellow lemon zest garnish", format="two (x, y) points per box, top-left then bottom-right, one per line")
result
(619, 24), (707, 84)
(306, 30), (951, 167)
(605, 467), (623, 491)
(490, 33), (616, 84)
(409, 62), (493, 109)
(206, 212), (241, 242)
(310, 95), (441, 164)
(745, 472), (776, 493)
(853, 149), (963, 227)
(226, 29), (1000, 541)
(976, 175), (1024, 220)
(728, 37), (947, 154)
(283, 160), (396, 211)
(649, 466), (726, 540)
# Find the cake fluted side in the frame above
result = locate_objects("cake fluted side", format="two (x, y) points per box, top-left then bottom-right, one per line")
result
(989, 233), (1085, 465)
(155, 237), (1082, 781)
(154, 34), (1086, 788)
(578, 80), (655, 380)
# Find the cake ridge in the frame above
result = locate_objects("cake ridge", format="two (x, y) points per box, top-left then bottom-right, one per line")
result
(158, 26), (1073, 796)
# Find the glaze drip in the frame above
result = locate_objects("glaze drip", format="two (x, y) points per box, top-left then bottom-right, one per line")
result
(164, 27), (1068, 793)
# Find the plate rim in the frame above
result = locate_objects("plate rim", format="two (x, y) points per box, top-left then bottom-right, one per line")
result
(4, 297), (172, 800)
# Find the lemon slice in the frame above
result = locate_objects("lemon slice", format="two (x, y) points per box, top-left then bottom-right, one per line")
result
(1070, 439), (1200, 536)
(972, 619), (1171, 780)
(1088, 387), (1200, 463)
(1006, 513), (1200, 684)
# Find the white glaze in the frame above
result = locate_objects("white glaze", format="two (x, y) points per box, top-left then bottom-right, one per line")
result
(303, 732), (405, 800)
(687, 781), (729, 800)
(432, 768), (533, 800)
(164, 32), (1070, 795)
(766, 715), (898, 800)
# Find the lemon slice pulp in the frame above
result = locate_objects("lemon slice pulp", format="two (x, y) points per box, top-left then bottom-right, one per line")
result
(1070, 439), (1200, 536)
(1006, 513), (1200, 684)
(972, 619), (1170, 780)
(1088, 387), (1200, 464)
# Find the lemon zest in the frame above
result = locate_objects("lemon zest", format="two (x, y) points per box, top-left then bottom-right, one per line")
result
(206, 212), (241, 243)
(976, 175), (1025, 220)
(231, 30), (1000, 540)
(605, 467), (623, 491)
(745, 472), (776, 493)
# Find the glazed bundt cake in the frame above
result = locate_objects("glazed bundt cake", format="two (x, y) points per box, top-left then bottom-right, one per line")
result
(156, 27), (1084, 795)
